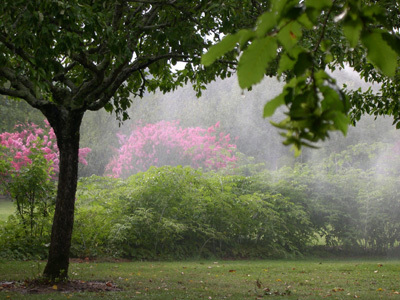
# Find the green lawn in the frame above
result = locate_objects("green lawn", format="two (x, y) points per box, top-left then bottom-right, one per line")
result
(0, 198), (13, 222)
(1, 259), (400, 299)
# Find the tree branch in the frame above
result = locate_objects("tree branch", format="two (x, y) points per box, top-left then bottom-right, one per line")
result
(70, 53), (100, 75)
(0, 67), (36, 98)
(0, 69), (47, 108)
(52, 62), (79, 92)
(0, 33), (34, 66)
(86, 52), (189, 111)
(313, 1), (337, 53)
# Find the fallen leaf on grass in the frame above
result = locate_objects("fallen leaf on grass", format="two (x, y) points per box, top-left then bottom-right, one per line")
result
(229, 270), (236, 273)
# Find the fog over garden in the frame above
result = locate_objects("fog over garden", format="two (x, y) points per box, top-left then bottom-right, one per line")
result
(1, 1), (400, 291)
(2, 70), (400, 262)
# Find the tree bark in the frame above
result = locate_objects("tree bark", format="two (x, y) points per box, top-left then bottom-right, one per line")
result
(42, 108), (84, 280)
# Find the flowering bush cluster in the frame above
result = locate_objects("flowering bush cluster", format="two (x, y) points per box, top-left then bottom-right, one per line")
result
(105, 121), (237, 178)
(0, 120), (91, 176)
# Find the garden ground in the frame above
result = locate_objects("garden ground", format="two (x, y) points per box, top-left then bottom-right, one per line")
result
(1, 259), (400, 299)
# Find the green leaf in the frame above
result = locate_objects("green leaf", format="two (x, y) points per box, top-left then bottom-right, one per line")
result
(381, 32), (400, 57)
(237, 36), (278, 89)
(201, 33), (240, 66)
(277, 46), (304, 75)
(237, 29), (256, 48)
(278, 53), (296, 74)
(263, 93), (285, 117)
(361, 31), (398, 77)
(277, 21), (302, 50)
(271, 0), (288, 15)
(305, 0), (332, 11)
(342, 15), (363, 48)
(256, 12), (276, 37)
(293, 52), (313, 76)
(331, 112), (350, 135)
(297, 13), (314, 29)
(320, 86), (344, 112)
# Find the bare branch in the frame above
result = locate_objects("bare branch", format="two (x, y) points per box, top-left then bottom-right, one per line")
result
(0, 86), (26, 99)
(0, 67), (36, 98)
(70, 53), (100, 75)
(0, 71), (46, 108)
(139, 22), (171, 30)
(52, 62), (79, 92)
(0, 33), (34, 65)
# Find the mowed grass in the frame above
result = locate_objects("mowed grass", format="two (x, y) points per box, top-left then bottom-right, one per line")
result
(1, 259), (400, 299)
(0, 199), (14, 222)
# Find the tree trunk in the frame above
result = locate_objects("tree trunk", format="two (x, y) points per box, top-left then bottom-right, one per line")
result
(42, 108), (84, 280)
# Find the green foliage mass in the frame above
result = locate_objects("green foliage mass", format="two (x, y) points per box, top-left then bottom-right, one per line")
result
(2, 140), (400, 260)
(72, 166), (313, 259)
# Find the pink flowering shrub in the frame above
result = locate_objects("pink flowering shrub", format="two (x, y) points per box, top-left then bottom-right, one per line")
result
(105, 121), (237, 178)
(0, 120), (91, 176)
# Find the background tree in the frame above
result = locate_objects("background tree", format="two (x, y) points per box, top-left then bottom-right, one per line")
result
(0, 0), (269, 280)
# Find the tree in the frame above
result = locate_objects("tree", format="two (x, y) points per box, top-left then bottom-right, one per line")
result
(105, 120), (237, 177)
(0, 0), (269, 279)
(202, 0), (400, 153)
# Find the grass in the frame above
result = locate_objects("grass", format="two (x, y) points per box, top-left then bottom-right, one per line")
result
(1, 259), (400, 299)
(0, 198), (13, 222)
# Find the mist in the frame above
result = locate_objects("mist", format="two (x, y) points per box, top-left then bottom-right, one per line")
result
(79, 69), (398, 176)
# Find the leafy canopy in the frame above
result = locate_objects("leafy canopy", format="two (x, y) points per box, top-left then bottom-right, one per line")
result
(202, 0), (400, 153)
(0, 0), (268, 121)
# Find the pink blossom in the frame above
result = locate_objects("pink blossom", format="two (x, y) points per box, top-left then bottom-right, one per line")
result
(105, 121), (237, 178)
(1, 121), (91, 177)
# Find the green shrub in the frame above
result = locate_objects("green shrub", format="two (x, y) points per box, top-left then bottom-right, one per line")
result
(73, 166), (315, 260)
(0, 148), (56, 259)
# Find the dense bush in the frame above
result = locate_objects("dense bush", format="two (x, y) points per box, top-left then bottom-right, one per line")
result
(72, 166), (314, 259)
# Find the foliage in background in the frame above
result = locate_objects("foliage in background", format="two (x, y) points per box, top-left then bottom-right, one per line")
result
(72, 166), (313, 259)
(2, 141), (400, 260)
(0, 96), (45, 133)
(105, 121), (237, 178)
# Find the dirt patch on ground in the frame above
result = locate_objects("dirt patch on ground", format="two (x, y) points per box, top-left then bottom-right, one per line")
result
(0, 280), (122, 294)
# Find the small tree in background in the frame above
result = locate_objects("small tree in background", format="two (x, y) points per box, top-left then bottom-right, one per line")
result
(0, 123), (91, 259)
(0, 121), (90, 243)
(105, 121), (237, 178)
(0, 121), (91, 176)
